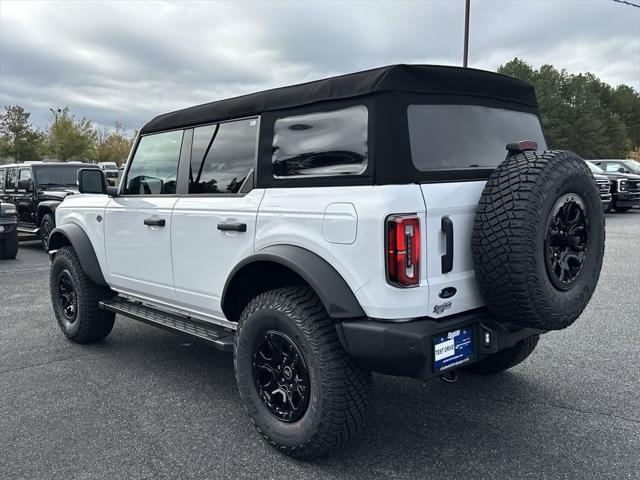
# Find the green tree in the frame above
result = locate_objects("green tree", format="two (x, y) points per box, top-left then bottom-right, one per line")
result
(0, 105), (45, 162)
(498, 58), (639, 159)
(47, 107), (96, 161)
(92, 122), (134, 165)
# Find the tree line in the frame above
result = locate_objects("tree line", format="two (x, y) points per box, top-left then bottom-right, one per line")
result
(0, 106), (133, 165)
(1, 57), (639, 166)
(498, 58), (640, 160)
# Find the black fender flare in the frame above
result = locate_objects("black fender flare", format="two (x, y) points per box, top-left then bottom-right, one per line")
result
(37, 201), (61, 224)
(222, 245), (365, 320)
(48, 223), (107, 286)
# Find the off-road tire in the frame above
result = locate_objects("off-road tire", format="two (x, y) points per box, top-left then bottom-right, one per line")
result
(234, 286), (372, 460)
(50, 246), (115, 343)
(40, 213), (55, 250)
(472, 151), (605, 331)
(614, 206), (631, 213)
(0, 231), (18, 259)
(464, 335), (540, 374)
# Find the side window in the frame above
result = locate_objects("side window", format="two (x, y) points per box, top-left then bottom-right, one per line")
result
(189, 118), (257, 194)
(605, 163), (622, 172)
(272, 106), (368, 177)
(5, 168), (17, 191)
(0, 169), (5, 192)
(123, 130), (183, 195)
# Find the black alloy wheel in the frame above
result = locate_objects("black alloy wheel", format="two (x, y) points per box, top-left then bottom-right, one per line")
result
(57, 269), (78, 323)
(544, 193), (589, 291)
(252, 330), (310, 422)
(41, 214), (54, 250)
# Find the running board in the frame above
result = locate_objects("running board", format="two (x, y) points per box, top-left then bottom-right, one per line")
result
(99, 296), (235, 352)
(18, 226), (40, 234)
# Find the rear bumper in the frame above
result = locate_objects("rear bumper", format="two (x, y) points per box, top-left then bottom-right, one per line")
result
(336, 309), (543, 380)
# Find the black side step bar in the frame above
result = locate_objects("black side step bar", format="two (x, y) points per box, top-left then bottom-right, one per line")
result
(99, 296), (235, 352)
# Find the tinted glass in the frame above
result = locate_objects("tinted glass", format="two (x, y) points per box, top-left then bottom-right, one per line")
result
(33, 165), (95, 187)
(604, 162), (623, 172)
(5, 168), (17, 190)
(189, 118), (257, 194)
(272, 106), (368, 177)
(124, 130), (183, 195)
(408, 105), (547, 170)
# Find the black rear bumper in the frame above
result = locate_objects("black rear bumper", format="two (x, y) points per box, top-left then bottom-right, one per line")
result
(336, 309), (543, 380)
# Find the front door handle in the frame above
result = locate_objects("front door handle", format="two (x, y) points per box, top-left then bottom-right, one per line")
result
(144, 217), (166, 227)
(217, 222), (247, 232)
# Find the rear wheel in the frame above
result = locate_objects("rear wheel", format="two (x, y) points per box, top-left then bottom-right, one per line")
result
(234, 286), (372, 460)
(40, 213), (55, 250)
(50, 246), (115, 343)
(0, 231), (18, 259)
(464, 335), (540, 374)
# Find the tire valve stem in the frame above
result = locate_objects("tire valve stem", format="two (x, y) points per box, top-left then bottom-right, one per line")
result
(439, 371), (458, 383)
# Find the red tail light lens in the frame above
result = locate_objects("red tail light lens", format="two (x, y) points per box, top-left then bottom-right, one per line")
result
(386, 214), (421, 287)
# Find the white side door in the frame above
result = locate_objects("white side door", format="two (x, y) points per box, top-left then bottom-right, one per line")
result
(104, 129), (184, 303)
(171, 117), (261, 319)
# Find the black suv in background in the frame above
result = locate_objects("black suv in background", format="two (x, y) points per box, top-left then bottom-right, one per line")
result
(585, 161), (612, 210)
(589, 160), (640, 212)
(0, 200), (18, 259)
(0, 162), (99, 249)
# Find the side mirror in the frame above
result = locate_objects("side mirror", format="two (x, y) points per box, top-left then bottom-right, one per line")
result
(18, 178), (33, 192)
(78, 168), (107, 194)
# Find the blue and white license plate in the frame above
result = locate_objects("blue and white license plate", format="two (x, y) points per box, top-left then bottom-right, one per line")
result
(433, 327), (474, 372)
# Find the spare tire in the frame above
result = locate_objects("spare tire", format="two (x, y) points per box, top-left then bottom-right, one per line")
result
(472, 150), (605, 331)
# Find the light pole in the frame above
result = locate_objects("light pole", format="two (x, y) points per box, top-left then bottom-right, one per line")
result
(463, 0), (470, 67)
(49, 107), (62, 160)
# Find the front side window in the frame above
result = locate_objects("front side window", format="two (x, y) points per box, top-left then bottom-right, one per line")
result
(18, 168), (31, 181)
(605, 162), (623, 173)
(0, 169), (5, 191)
(5, 168), (17, 191)
(33, 165), (96, 188)
(272, 106), (368, 177)
(189, 118), (258, 194)
(408, 105), (547, 170)
(123, 130), (183, 195)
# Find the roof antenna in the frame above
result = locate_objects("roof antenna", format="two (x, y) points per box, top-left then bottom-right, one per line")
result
(463, 0), (470, 67)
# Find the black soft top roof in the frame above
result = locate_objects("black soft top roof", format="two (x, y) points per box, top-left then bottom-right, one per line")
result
(141, 64), (537, 134)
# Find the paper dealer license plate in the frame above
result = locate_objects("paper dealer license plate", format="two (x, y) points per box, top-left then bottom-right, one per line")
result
(433, 327), (474, 372)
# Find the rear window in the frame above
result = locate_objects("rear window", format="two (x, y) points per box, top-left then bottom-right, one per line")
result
(407, 105), (547, 171)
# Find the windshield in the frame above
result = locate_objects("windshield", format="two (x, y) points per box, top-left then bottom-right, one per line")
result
(407, 105), (547, 170)
(33, 165), (96, 187)
(622, 160), (640, 174)
(586, 161), (605, 174)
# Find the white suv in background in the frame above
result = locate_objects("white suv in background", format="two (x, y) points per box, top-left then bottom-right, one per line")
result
(47, 65), (605, 459)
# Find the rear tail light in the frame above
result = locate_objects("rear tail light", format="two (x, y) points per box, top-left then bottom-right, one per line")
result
(386, 214), (421, 287)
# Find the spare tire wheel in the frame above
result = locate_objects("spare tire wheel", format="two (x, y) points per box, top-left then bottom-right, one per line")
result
(472, 150), (605, 331)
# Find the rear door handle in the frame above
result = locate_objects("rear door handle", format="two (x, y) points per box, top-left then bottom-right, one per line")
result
(217, 222), (247, 232)
(441, 216), (454, 274)
(144, 217), (166, 227)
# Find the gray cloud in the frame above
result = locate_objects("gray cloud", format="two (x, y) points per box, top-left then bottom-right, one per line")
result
(1, 0), (638, 132)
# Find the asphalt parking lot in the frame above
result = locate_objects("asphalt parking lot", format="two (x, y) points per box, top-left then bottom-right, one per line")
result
(1, 211), (639, 480)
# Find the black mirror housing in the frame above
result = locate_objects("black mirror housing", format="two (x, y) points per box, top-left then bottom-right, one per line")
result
(78, 168), (107, 194)
(18, 178), (33, 192)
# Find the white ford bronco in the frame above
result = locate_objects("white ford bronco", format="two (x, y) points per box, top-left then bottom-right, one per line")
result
(48, 65), (605, 459)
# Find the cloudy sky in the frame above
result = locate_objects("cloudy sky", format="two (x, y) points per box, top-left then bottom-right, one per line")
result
(1, 0), (639, 131)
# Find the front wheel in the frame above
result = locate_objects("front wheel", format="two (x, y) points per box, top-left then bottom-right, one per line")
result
(234, 286), (372, 460)
(41, 213), (55, 250)
(50, 246), (115, 343)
